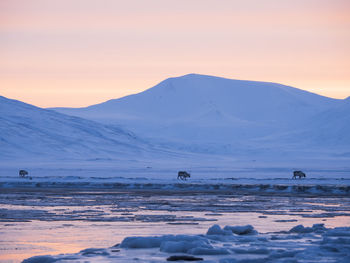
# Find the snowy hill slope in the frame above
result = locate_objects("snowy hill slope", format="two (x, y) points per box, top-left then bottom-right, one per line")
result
(51, 74), (347, 155)
(0, 96), (152, 160)
(301, 96), (350, 147)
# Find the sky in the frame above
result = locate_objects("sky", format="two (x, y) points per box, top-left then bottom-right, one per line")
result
(0, 0), (349, 107)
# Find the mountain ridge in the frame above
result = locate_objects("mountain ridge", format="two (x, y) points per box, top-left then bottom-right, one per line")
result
(2, 74), (349, 160)
(0, 95), (153, 160)
(53, 73), (339, 114)
(50, 74), (345, 148)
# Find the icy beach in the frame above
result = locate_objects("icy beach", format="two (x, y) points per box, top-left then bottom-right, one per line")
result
(1, 166), (350, 262)
(22, 223), (350, 263)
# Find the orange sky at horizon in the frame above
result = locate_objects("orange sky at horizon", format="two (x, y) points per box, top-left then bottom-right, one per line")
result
(1, 0), (349, 107)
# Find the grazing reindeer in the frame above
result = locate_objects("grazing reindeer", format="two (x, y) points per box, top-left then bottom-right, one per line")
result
(293, 171), (306, 179)
(178, 171), (190, 180)
(19, 170), (28, 178)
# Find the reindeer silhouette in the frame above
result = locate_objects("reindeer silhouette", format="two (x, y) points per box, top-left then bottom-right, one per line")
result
(19, 170), (28, 178)
(293, 171), (306, 179)
(177, 171), (190, 180)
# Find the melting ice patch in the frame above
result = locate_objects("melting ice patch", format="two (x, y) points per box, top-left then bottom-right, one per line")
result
(22, 224), (350, 263)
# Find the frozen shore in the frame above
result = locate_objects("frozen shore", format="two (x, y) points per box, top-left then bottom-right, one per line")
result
(1, 161), (349, 195)
(1, 164), (349, 262)
(1, 176), (350, 196)
(22, 223), (350, 263)
(1, 186), (350, 262)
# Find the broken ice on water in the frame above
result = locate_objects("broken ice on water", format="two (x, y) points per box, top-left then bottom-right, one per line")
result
(22, 223), (350, 263)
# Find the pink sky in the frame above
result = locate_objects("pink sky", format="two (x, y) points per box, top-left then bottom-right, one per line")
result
(1, 0), (349, 107)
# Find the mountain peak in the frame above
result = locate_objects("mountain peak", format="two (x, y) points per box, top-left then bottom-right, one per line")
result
(51, 74), (339, 133)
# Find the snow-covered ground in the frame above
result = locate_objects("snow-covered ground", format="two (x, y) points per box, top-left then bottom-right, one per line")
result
(1, 159), (350, 194)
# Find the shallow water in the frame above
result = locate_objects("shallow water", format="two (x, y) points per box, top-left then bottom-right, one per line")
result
(1, 188), (350, 262)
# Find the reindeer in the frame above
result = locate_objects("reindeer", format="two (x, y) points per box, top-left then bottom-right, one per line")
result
(19, 170), (28, 178)
(293, 170), (306, 179)
(177, 171), (190, 180)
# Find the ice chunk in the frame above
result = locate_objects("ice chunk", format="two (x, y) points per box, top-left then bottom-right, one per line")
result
(311, 223), (327, 233)
(189, 247), (230, 255)
(120, 236), (163, 248)
(324, 227), (350, 237)
(160, 240), (210, 253)
(289, 225), (313, 233)
(321, 237), (350, 245)
(121, 234), (209, 250)
(207, 224), (232, 235)
(79, 248), (109, 256)
(22, 256), (57, 263)
(289, 224), (326, 234)
(223, 225), (257, 235)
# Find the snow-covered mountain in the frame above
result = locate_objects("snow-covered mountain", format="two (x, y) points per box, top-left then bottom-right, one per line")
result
(2, 73), (347, 161)
(52, 74), (347, 156)
(0, 96), (152, 160)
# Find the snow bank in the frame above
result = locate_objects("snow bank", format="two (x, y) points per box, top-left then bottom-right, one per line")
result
(22, 223), (350, 262)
